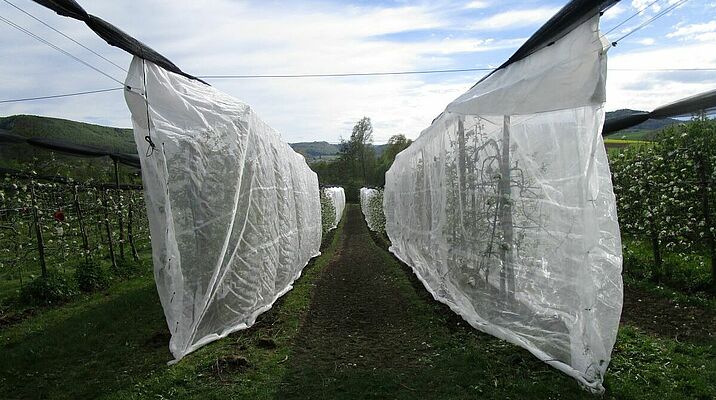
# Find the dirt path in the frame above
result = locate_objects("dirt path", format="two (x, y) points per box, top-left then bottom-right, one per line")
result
(274, 205), (591, 400)
(276, 205), (436, 398)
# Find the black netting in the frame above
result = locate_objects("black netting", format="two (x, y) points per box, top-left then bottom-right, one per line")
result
(474, 0), (617, 87)
(109, 153), (141, 169)
(0, 130), (27, 143)
(603, 88), (716, 135)
(2, 134), (140, 168)
(651, 89), (716, 119)
(26, 137), (110, 157)
(31, 0), (204, 84)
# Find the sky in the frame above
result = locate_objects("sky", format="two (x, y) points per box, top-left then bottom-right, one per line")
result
(1, 0), (715, 143)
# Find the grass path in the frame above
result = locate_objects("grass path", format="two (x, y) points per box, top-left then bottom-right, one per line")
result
(0, 205), (713, 399)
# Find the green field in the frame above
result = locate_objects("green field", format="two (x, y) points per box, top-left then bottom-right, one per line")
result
(0, 206), (713, 399)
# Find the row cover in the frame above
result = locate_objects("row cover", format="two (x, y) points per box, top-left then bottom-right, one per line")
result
(359, 188), (380, 232)
(383, 16), (622, 393)
(125, 57), (322, 362)
(324, 187), (346, 230)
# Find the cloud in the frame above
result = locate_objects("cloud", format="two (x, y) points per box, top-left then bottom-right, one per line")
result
(637, 38), (655, 45)
(464, 1), (490, 10)
(667, 21), (716, 41)
(401, 37), (525, 55)
(607, 42), (716, 112)
(1, 0), (712, 144)
(630, 0), (682, 14)
(652, 70), (716, 84)
(602, 3), (626, 21)
(631, 0), (663, 13)
(469, 7), (560, 31)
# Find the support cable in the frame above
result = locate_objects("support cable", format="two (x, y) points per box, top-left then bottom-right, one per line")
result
(2, 0), (127, 72)
(196, 67), (716, 80)
(0, 13), (124, 85)
(602, 0), (663, 37)
(611, 0), (690, 46)
(2, 68), (715, 104)
(197, 68), (493, 79)
(0, 87), (123, 103)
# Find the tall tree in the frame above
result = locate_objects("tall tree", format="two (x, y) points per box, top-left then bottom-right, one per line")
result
(340, 117), (375, 184)
(375, 134), (412, 186)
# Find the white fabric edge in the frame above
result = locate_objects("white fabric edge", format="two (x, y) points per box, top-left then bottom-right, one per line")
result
(167, 249), (321, 365)
(387, 244), (605, 393)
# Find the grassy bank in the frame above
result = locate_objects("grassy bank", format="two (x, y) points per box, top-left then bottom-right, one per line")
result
(0, 217), (345, 400)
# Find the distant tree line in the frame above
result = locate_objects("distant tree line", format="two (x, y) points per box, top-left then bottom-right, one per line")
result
(310, 117), (412, 202)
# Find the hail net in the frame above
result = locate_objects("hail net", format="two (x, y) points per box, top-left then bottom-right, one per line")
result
(324, 187), (346, 230)
(384, 16), (622, 393)
(124, 57), (322, 362)
(360, 187), (380, 231)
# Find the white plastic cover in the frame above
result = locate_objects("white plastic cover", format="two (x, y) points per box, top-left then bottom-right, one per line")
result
(384, 16), (622, 393)
(124, 57), (322, 362)
(324, 187), (346, 230)
(359, 187), (380, 231)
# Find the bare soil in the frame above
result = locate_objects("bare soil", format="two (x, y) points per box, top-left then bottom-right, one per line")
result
(621, 285), (715, 343)
(277, 206), (439, 398)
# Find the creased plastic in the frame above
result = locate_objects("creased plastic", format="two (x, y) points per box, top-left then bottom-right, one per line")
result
(383, 16), (622, 393)
(124, 57), (322, 362)
(324, 187), (346, 230)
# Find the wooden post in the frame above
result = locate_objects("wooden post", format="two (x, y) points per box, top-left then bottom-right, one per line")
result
(73, 185), (91, 264)
(696, 152), (716, 290)
(114, 159), (125, 259)
(457, 118), (467, 215)
(498, 115), (515, 303)
(102, 189), (117, 270)
(30, 181), (47, 279)
(127, 192), (140, 261)
(640, 161), (664, 281)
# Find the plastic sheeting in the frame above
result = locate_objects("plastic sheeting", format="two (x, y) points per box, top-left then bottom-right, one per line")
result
(124, 57), (322, 362)
(384, 16), (622, 393)
(323, 187), (346, 230)
(360, 187), (380, 231)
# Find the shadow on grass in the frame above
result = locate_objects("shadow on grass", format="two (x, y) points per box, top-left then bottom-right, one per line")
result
(0, 277), (170, 400)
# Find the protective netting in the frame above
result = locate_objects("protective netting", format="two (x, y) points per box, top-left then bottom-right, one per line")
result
(384, 16), (622, 393)
(124, 57), (322, 362)
(359, 188), (380, 232)
(324, 187), (346, 230)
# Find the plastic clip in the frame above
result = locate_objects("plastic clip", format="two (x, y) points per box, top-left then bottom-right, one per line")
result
(144, 135), (156, 157)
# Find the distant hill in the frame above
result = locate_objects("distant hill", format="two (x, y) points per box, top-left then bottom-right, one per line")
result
(604, 109), (682, 140)
(0, 114), (136, 153)
(289, 141), (387, 161)
(0, 115), (140, 180)
(289, 141), (340, 158)
(0, 114), (393, 166)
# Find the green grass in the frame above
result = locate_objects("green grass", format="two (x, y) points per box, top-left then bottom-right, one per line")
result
(606, 326), (715, 399)
(606, 130), (657, 141)
(364, 239), (716, 399)
(0, 245), (152, 309)
(604, 138), (653, 159)
(0, 211), (714, 399)
(0, 215), (345, 400)
(604, 138), (652, 146)
(622, 238), (715, 307)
